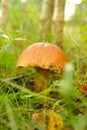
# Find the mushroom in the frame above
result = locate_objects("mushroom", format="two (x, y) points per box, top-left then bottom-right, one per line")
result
(17, 42), (68, 92)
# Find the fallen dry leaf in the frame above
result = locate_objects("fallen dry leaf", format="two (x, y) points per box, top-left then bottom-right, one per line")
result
(47, 110), (63, 130)
(77, 83), (87, 96)
(31, 110), (63, 130)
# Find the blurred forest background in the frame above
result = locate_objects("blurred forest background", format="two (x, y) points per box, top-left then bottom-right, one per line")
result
(0, 0), (87, 78)
(0, 0), (87, 130)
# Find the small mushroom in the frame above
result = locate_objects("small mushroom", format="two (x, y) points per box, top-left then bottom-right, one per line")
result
(17, 42), (68, 92)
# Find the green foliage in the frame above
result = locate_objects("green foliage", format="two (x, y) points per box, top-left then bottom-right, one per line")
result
(69, 0), (87, 49)
(58, 63), (87, 129)
(0, 0), (87, 130)
(0, 63), (87, 129)
(7, 0), (41, 40)
(0, 45), (15, 68)
(79, 0), (87, 48)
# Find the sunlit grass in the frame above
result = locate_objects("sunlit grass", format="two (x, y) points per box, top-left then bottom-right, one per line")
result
(0, 63), (87, 129)
(0, 1), (87, 130)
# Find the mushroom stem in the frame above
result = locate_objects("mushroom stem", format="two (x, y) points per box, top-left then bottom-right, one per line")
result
(34, 67), (49, 92)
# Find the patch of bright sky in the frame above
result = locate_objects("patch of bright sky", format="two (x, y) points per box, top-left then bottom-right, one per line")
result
(21, 0), (27, 2)
(65, 0), (82, 20)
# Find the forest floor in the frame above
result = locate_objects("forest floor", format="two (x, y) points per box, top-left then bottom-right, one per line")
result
(0, 2), (87, 129)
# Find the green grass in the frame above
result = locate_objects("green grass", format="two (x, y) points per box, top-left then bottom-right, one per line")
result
(0, 1), (87, 130)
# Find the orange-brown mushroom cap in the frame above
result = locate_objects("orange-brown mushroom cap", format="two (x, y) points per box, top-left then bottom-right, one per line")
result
(17, 42), (68, 72)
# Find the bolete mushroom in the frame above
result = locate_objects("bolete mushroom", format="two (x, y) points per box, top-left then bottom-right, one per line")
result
(17, 42), (68, 92)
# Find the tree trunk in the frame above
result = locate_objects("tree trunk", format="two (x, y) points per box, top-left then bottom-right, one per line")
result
(39, 0), (54, 40)
(1, 0), (9, 27)
(52, 0), (66, 48)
